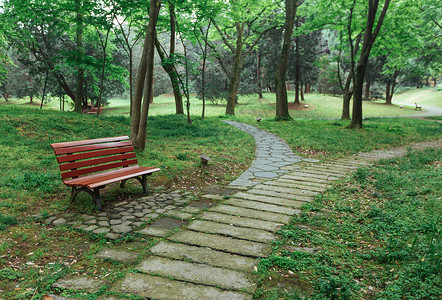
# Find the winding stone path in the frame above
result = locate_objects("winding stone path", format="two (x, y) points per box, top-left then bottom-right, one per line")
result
(48, 122), (442, 300)
(223, 120), (305, 187)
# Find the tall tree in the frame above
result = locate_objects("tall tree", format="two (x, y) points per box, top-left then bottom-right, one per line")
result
(349, 0), (391, 128)
(275, 0), (298, 119)
(74, 0), (85, 113)
(131, 0), (161, 151)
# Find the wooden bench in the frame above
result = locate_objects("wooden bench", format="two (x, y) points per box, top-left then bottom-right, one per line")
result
(415, 102), (422, 111)
(87, 106), (103, 114)
(51, 136), (160, 210)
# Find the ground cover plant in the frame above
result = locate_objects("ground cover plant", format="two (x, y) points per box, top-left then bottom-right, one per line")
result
(253, 117), (442, 159)
(256, 148), (441, 299)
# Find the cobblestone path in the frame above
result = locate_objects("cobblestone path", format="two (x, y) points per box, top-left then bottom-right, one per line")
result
(47, 123), (442, 300)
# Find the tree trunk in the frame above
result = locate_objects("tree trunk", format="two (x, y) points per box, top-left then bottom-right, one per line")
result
(294, 24), (300, 105)
(305, 82), (310, 93)
(131, 0), (161, 151)
(129, 49), (134, 117)
(257, 50), (263, 99)
(74, 0), (84, 114)
(364, 80), (370, 98)
(225, 23), (244, 115)
(154, 37), (183, 115)
(40, 70), (49, 109)
(168, 4), (184, 114)
(385, 81), (391, 104)
(300, 83), (304, 101)
(349, 0), (391, 129)
(275, 0), (297, 120)
(341, 91), (352, 119)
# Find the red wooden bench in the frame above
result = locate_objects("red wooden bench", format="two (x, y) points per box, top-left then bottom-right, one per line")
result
(51, 136), (160, 210)
(415, 102), (422, 111)
(87, 107), (103, 114)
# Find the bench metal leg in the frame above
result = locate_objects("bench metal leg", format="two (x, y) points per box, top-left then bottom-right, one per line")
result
(70, 186), (103, 211)
(119, 175), (149, 196)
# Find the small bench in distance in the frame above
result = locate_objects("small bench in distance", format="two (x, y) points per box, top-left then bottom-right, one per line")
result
(51, 136), (160, 211)
(415, 102), (422, 111)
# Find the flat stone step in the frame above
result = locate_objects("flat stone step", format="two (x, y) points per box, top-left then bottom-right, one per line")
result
(168, 230), (272, 257)
(226, 198), (300, 215)
(276, 178), (332, 188)
(200, 211), (283, 232)
(112, 273), (251, 300)
(331, 159), (372, 166)
(252, 184), (319, 197)
(150, 241), (257, 272)
(305, 162), (361, 170)
(211, 205), (292, 223)
(94, 248), (139, 263)
(234, 192), (309, 207)
(299, 166), (349, 176)
(136, 256), (256, 293)
(187, 220), (276, 243)
(280, 174), (331, 183)
(245, 189), (313, 202)
(262, 180), (328, 193)
(289, 172), (340, 180)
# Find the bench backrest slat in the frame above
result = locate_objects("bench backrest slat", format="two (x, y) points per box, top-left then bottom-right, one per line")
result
(51, 136), (140, 181)
(59, 152), (136, 171)
(56, 146), (135, 163)
(53, 141), (133, 155)
(51, 136), (129, 149)
(61, 159), (138, 179)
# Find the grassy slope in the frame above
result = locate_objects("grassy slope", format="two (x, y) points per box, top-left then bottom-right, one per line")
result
(257, 149), (441, 299)
(391, 88), (442, 107)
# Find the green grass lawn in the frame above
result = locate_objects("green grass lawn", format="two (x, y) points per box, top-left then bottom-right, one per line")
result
(4, 88), (437, 119)
(256, 148), (441, 299)
(391, 88), (442, 107)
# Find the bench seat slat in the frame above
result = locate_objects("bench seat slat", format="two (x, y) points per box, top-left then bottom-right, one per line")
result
(53, 141), (133, 155)
(51, 136), (129, 149)
(61, 159), (138, 179)
(59, 152), (137, 171)
(63, 166), (161, 188)
(56, 146), (135, 163)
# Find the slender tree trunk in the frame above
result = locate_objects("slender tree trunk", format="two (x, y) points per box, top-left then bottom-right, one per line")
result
(168, 4), (184, 114)
(300, 83), (304, 100)
(129, 49), (134, 116)
(349, 0), (391, 128)
(305, 83), (310, 93)
(385, 81), (391, 104)
(294, 22), (300, 104)
(74, 0), (84, 113)
(275, 0), (297, 119)
(40, 70), (49, 109)
(257, 50), (263, 99)
(365, 80), (370, 98)
(201, 24), (210, 118)
(341, 92), (352, 119)
(131, 0), (161, 151)
(154, 37), (183, 114)
(225, 23), (244, 115)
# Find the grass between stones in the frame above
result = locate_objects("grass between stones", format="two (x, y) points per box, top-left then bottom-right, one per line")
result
(256, 148), (441, 299)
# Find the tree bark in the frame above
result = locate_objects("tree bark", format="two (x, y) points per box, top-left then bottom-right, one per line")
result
(294, 20), (300, 105)
(168, 4), (184, 114)
(385, 81), (391, 104)
(257, 50), (263, 99)
(225, 23), (244, 115)
(131, 0), (161, 151)
(300, 82), (304, 100)
(341, 91), (352, 120)
(349, 0), (391, 129)
(74, 0), (84, 114)
(275, 0), (297, 119)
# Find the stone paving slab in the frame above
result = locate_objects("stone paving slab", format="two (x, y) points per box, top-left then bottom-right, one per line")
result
(163, 210), (194, 219)
(262, 180), (328, 193)
(295, 167), (348, 176)
(150, 241), (258, 272)
(277, 178), (332, 189)
(95, 248), (139, 263)
(288, 172), (340, 180)
(53, 276), (106, 293)
(232, 192), (308, 208)
(137, 256), (256, 293)
(280, 174), (331, 183)
(211, 205), (293, 223)
(112, 273), (252, 300)
(200, 211), (283, 232)
(245, 188), (313, 202)
(136, 227), (171, 237)
(225, 198), (299, 215)
(252, 184), (319, 197)
(168, 230), (272, 257)
(187, 220), (276, 243)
